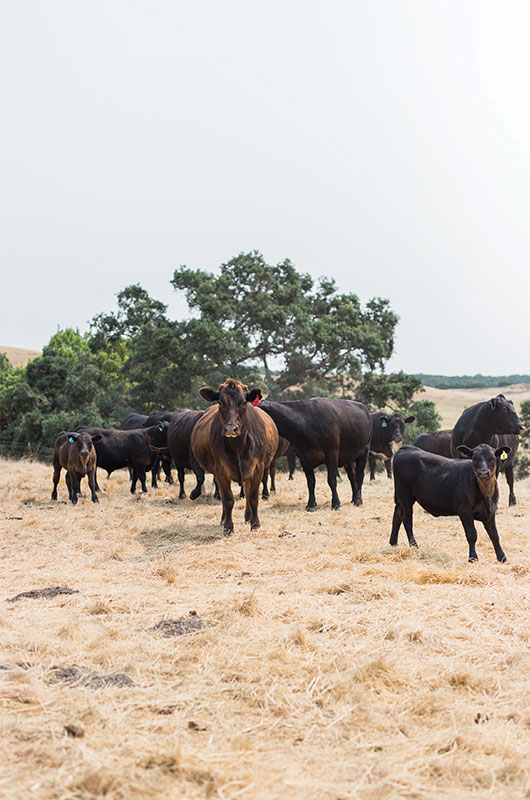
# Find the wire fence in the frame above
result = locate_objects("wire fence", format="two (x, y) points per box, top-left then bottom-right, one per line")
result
(0, 438), (54, 463)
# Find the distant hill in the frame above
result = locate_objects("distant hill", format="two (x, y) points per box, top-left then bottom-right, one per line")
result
(1, 346), (40, 367)
(416, 373), (530, 390)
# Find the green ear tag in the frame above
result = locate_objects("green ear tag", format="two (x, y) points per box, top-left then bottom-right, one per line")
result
(500, 451), (508, 460)
(381, 420), (387, 427)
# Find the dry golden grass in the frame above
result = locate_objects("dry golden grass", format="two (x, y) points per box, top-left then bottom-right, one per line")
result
(1, 458), (530, 799)
(0, 345), (40, 367)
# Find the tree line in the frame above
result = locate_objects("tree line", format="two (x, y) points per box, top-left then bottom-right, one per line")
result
(0, 251), (440, 453)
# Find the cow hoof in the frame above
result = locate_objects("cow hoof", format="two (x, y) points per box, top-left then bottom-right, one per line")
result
(509, 497), (516, 506)
(250, 522), (260, 531)
(223, 529), (233, 537)
(410, 540), (419, 549)
(91, 496), (99, 503)
(305, 505), (317, 512)
(468, 556), (479, 563)
(262, 494), (270, 501)
(353, 499), (363, 507)
(498, 553), (507, 563)
(179, 492), (186, 500)
(331, 503), (341, 511)
(190, 490), (200, 500)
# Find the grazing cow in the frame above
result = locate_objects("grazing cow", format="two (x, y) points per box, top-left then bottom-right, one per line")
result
(368, 411), (415, 479)
(77, 423), (169, 494)
(261, 436), (291, 499)
(167, 410), (207, 499)
(390, 444), (511, 562)
(191, 379), (279, 534)
(51, 431), (102, 505)
(413, 430), (453, 458)
(451, 395), (524, 506)
(259, 397), (372, 511)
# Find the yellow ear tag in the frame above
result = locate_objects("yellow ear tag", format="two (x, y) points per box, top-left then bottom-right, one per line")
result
(500, 451), (508, 460)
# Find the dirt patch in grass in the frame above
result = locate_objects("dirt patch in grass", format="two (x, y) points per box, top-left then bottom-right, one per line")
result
(7, 586), (79, 602)
(47, 665), (135, 689)
(146, 614), (205, 637)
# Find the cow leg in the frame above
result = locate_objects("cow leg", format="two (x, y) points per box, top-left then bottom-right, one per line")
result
(216, 472), (235, 535)
(262, 467), (270, 500)
(353, 447), (369, 506)
(369, 453), (376, 480)
(190, 461), (205, 500)
(344, 463), (357, 503)
(88, 467), (99, 503)
(95, 468), (101, 492)
(177, 465), (186, 499)
(151, 455), (159, 488)
(66, 472), (77, 505)
(130, 467), (138, 494)
(51, 458), (61, 500)
(401, 502), (417, 548)
(303, 465), (317, 511)
(482, 516), (506, 563)
(163, 455), (174, 484)
(287, 449), (296, 480)
(385, 457), (393, 479)
(213, 480), (221, 501)
(459, 513), (479, 562)
(326, 454), (340, 510)
(505, 465), (516, 506)
(270, 460), (277, 493)
(138, 465), (148, 493)
(244, 470), (262, 530)
(389, 503), (402, 546)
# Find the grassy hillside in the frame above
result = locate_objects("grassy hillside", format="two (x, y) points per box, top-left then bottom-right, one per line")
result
(416, 384), (530, 429)
(416, 373), (530, 389)
(1, 345), (40, 366)
(1, 460), (529, 799)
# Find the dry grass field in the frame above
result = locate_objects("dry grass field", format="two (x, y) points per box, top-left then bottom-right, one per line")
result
(1, 345), (40, 367)
(1, 459), (530, 800)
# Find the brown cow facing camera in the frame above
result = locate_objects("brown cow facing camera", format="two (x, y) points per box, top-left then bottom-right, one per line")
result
(51, 431), (102, 505)
(191, 379), (279, 535)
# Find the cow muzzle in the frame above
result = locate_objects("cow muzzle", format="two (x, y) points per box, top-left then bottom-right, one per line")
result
(223, 425), (240, 438)
(477, 470), (491, 480)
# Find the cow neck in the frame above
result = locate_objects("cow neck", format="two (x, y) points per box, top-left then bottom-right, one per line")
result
(476, 473), (497, 500)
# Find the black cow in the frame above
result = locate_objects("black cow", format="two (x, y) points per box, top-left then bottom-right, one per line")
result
(142, 412), (178, 485)
(413, 430), (453, 458)
(259, 397), (372, 511)
(390, 444), (511, 562)
(368, 412), (415, 479)
(451, 395), (524, 506)
(51, 431), (102, 504)
(77, 423), (169, 494)
(167, 410), (207, 499)
(121, 413), (148, 430)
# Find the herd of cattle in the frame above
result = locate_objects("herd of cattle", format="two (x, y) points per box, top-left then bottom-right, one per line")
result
(51, 379), (525, 561)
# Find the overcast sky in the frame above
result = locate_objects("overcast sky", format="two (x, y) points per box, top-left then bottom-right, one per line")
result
(2, 1), (530, 375)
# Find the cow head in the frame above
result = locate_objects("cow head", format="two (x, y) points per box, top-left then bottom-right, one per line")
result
(378, 413), (416, 444)
(456, 443), (511, 482)
(486, 395), (525, 434)
(145, 421), (170, 451)
(65, 432), (101, 464)
(199, 379), (262, 438)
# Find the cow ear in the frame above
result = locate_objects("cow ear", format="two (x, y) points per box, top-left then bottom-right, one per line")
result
(404, 415), (416, 424)
(91, 434), (102, 443)
(246, 388), (262, 404)
(456, 446), (474, 459)
(495, 446), (511, 461)
(199, 387), (219, 402)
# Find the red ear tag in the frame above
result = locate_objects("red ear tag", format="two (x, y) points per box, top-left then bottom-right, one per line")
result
(252, 396), (260, 407)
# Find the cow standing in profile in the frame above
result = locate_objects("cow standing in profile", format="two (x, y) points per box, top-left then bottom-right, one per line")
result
(191, 379), (279, 535)
(368, 411), (415, 479)
(51, 431), (102, 505)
